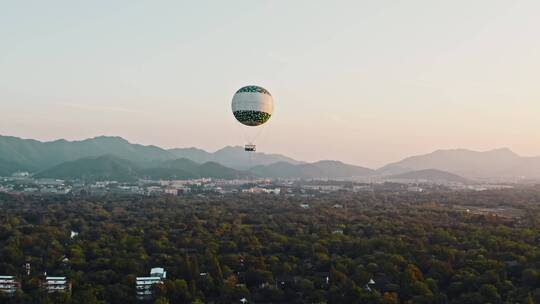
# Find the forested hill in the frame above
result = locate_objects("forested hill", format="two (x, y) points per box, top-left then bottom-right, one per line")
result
(0, 135), (168, 171)
(35, 155), (251, 181)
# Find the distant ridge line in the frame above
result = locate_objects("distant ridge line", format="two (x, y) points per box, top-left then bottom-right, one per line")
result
(1, 134), (539, 182)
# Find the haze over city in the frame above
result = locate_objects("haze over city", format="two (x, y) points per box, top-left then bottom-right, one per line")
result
(2, 1), (540, 167)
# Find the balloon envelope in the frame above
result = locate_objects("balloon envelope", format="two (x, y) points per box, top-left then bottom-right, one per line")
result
(231, 85), (273, 126)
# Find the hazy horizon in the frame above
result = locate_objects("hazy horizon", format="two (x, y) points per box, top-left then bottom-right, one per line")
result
(2, 1), (539, 167)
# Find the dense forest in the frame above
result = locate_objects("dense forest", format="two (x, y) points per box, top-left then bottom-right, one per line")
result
(1, 188), (540, 303)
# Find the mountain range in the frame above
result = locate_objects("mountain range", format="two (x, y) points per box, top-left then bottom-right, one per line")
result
(378, 148), (540, 181)
(0, 135), (299, 171)
(1, 134), (540, 183)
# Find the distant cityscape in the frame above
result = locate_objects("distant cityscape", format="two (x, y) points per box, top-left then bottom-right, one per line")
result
(0, 170), (514, 197)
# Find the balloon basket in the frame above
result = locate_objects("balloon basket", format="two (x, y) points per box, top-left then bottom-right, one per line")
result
(244, 144), (256, 152)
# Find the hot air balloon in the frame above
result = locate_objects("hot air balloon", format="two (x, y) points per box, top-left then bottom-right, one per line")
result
(231, 85), (274, 152)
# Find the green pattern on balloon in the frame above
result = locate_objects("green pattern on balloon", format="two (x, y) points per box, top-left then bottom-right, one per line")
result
(236, 86), (272, 96)
(233, 111), (271, 126)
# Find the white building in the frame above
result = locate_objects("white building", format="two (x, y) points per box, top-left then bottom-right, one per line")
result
(11, 171), (29, 178)
(353, 185), (373, 192)
(263, 188), (281, 195)
(242, 187), (263, 194)
(40, 187), (71, 194)
(303, 185), (344, 192)
(23, 187), (39, 193)
(136, 268), (167, 300)
(36, 179), (65, 186)
(146, 186), (163, 195)
(243, 187), (281, 195)
(150, 268), (166, 279)
(164, 188), (178, 195)
(0, 276), (20, 296)
(407, 186), (423, 192)
(177, 186), (191, 194)
(42, 276), (71, 294)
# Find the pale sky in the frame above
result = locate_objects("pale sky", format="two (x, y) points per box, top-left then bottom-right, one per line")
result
(1, 1), (539, 168)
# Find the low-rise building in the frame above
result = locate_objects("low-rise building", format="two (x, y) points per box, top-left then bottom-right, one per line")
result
(302, 185), (345, 192)
(23, 187), (39, 193)
(332, 229), (344, 235)
(0, 276), (20, 296)
(42, 276), (71, 294)
(146, 186), (163, 195)
(407, 186), (423, 192)
(11, 171), (30, 178)
(136, 268), (167, 301)
(164, 188), (178, 195)
(36, 179), (65, 186)
(353, 185), (373, 192)
(243, 187), (281, 194)
(40, 186), (71, 194)
(177, 186), (191, 194)
(263, 188), (281, 195)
